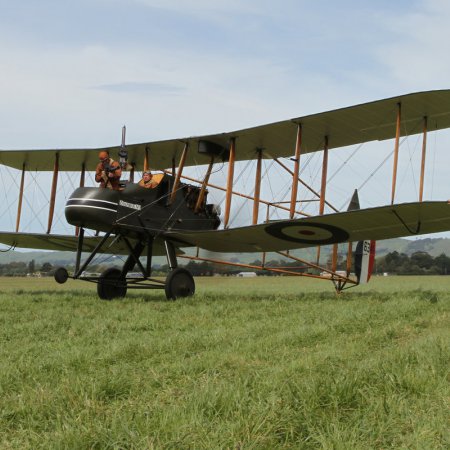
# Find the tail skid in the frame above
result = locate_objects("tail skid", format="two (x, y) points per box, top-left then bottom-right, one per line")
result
(334, 190), (376, 292)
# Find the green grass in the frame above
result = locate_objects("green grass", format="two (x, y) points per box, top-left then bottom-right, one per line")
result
(0, 276), (449, 449)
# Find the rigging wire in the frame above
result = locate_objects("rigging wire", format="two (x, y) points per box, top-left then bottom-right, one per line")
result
(24, 171), (52, 232)
(306, 152), (323, 214)
(397, 132), (419, 200)
(53, 171), (79, 233)
(227, 159), (256, 227)
(0, 166), (17, 229)
(327, 142), (364, 184)
(216, 158), (253, 209)
(337, 122), (423, 210)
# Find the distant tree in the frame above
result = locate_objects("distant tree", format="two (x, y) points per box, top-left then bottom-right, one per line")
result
(380, 251), (409, 273)
(375, 250), (450, 275)
(434, 253), (450, 275)
(410, 251), (434, 270)
(184, 260), (214, 276)
(28, 259), (35, 274)
(40, 262), (53, 273)
(0, 261), (27, 276)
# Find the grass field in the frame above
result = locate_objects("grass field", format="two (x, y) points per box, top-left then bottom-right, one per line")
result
(0, 275), (449, 449)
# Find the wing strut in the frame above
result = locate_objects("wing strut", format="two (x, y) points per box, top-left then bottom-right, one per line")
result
(224, 138), (236, 228)
(271, 156), (338, 212)
(170, 142), (189, 204)
(391, 102), (402, 204)
(252, 149), (263, 224)
(195, 156), (214, 212)
(317, 136), (329, 264)
(289, 124), (302, 219)
(75, 162), (85, 237)
(15, 163), (25, 232)
(144, 146), (149, 172)
(46, 152), (59, 234)
(419, 116), (428, 202)
(165, 169), (308, 217)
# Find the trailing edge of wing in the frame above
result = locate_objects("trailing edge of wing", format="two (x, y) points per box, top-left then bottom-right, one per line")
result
(1, 90), (450, 171)
(0, 232), (180, 256)
(164, 201), (450, 253)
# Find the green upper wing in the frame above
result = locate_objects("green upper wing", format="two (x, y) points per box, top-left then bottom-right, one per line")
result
(163, 201), (450, 253)
(1, 90), (450, 171)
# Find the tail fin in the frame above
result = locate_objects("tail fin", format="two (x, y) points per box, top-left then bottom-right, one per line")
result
(355, 240), (376, 284)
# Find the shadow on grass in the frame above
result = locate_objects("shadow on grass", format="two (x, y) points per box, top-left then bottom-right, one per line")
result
(11, 289), (170, 303)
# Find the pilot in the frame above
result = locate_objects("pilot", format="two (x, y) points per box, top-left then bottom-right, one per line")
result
(95, 151), (122, 190)
(138, 171), (158, 189)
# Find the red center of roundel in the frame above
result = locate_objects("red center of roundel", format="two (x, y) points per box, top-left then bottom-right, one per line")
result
(298, 230), (315, 236)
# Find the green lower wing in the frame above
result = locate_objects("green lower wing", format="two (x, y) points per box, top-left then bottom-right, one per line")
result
(0, 231), (171, 256)
(164, 201), (450, 253)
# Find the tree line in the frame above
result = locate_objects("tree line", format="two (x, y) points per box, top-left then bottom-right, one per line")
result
(375, 251), (450, 275)
(1, 251), (450, 276)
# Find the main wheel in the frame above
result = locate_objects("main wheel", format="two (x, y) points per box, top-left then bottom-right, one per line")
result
(97, 268), (127, 300)
(54, 267), (69, 284)
(165, 268), (195, 300)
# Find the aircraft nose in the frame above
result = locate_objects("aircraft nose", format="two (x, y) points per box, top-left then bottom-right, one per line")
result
(65, 187), (119, 231)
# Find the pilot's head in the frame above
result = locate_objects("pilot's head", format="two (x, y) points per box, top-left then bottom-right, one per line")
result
(98, 151), (109, 163)
(143, 171), (152, 182)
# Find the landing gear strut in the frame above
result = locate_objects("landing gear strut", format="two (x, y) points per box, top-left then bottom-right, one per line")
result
(55, 228), (195, 301)
(163, 240), (195, 300)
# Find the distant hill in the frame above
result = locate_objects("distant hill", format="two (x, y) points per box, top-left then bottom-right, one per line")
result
(376, 237), (450, 257)
(2, 237), (450, 267)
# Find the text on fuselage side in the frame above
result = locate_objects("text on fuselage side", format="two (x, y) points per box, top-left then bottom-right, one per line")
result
(119, 200), (142, 210)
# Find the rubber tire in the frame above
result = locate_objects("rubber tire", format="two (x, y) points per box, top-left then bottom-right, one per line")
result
(54, 267), (69, 284)
(165, 268), (195, 300)
(97, 268), (127, 300)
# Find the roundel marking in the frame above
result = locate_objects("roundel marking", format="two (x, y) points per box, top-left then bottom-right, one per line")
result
(298, 230), (315, 236)
(265, 222), (349, 245)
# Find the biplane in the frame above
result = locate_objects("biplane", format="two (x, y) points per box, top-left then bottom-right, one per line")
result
(1, 89), (450, 299)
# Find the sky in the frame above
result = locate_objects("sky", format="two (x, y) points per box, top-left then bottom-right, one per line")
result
(1, 0), (450, 238)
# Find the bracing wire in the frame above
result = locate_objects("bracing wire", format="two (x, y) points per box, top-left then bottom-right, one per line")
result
(228, 160), (256, 227)
(397, 132), (419, 200)
(0, 166), (18, 229)
(327, 142), (364, 184)
(217, 158), (253, 207)
(337, 121), (423, 210)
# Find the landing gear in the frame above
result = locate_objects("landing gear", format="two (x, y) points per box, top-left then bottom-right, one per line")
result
(165, 268), (195, 300)
(67, 229), (195, 301)
(54, 267), (69, 284)
(97, 268), (127, 300)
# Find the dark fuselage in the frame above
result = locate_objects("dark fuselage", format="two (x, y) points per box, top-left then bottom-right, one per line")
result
(65, 174), (220, 238)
